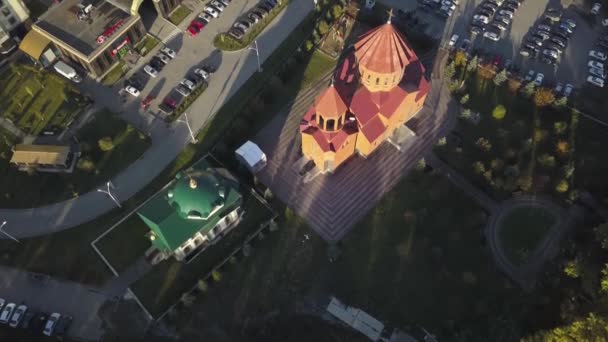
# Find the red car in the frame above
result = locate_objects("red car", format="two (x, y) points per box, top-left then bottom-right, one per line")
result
(186, 19), (205, 36)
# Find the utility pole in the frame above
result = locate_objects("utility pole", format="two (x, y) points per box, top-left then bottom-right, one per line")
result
(97, 181), (121, 208)
(248, 40), (262, 73)
(176, 112), (197, 144)
(0, 221), (19, 243)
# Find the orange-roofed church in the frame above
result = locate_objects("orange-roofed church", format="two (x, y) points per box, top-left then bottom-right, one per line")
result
(300, 17), (430, 173)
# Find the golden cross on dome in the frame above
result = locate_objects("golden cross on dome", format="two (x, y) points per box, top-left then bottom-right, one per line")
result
(387, 8), (394, 24)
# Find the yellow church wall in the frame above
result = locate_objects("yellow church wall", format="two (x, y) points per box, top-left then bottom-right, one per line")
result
(301, 133), (325, 168)
(334, 134), (357, 168)
(359, 65), (403, 92)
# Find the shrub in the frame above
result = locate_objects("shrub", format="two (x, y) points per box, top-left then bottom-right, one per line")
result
(522, 82), (535, 97)
(517, 175), (533, 191)
(537, 154), (556, 168)
(197, 279), (208, 292)
(554, 121), (568, 135)
(76, 158), (95, 172)
(476, 137), (492, 152)
(454, 51), (468, 67)
(533, 88), (555, 107)
(460, 108), (471, 119)
(493, 69), (507, 86)
(98, 137), (114, 151)
(317, 20), (330, 36)
(473, 161), (485, 174)
(564, 258), (581, 278)
(507, 78), (522, 92)
(331, 4), (343, 19)
(460, 94), (469, 105)
(492, 105), (506, 120)
(556, 140), (570, 155)
(555, 179), (569, 193)
(305, 40), (314, 51)
(466, 55), (478, 72)
(211, 269), (222, 282)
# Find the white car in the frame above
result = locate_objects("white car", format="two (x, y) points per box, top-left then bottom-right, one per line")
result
(0, 299), (5, 312)
(473, 14), (490, 24)
(563, 83), (574, 97)
(176, 85), (192, 97)
(588, 60), (604, 69)
(9, 305), (27, 328)
(498, 9), (513, 18)
(125, 85), (140, 97)
(155, 53), (170, 65)
(160, 47), (176, 59)
(590, 50), (608, 61)
(524, 70), (535, 82)
(204, 6), (220, 18)
(589, 67), (606, 79)
(483, 31), (500, 41)
(0, 303), (15, 324)
(144, 65), (158, 78)
(534, 73), (544, 86)
(198, 12), (212, 22)
(442, 2), (456, 10)
(588, 75), (605, 87)
(181, 78), (197, 91)
(210, 1), (225, 11)
(194, 68), (209, 80)
(43, 312), (60, 336)
(448, 34), (459, 46)
(554, 82), (563, 94)
(591, 2), (601, 15)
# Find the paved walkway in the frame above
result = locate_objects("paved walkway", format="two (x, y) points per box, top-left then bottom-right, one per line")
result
(0, 1), (315, 239)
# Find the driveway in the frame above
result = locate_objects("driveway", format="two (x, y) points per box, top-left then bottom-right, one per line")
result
(0, 1), (315, 239)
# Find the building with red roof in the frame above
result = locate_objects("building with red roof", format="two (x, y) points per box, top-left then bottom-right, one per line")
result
(300, 20), (429, 173)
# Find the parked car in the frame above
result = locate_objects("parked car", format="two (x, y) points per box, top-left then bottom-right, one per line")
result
(554, 82), (564, 94)
(176, 85), (192, 97)
(487, 0), (503, 5)
(198, 12), (212, 23)
(563, 83), (574, 97)
(160, 47), (176, 59)
(477, 9), (494, 18)
(470, 24), (485, 35)
(562, 18), (576, 29)
(503, 4), (518, 12)
(448, 34), (459, 46)
(459, 39), (472, 53)
(180, 78), (197, 91)
(537, 24), (552, 32)
(187, 21), (202, 36)
(483, 30), (500, 41)
(588, 60), (604, 69)
(558, 23), (573, 33)
(524, 70), (535, 82)
(491, 21), (507, 31)
(234, 20), (252, 32)
(473, 14), (490, 24)
(155, 53), (170, 65)
(124, 85), (141, 97)
(587, 75), (605, 87)
(505, 0), (520, 8)
(210, 1), (225, 11)
(9, 304), (27, 328)
(442, 1), (456, 10)
(590, 50), (608, 61)
(542, 48), (559, 59)
(550, 36), (567, 48)
(30, 312), (48, 334)
(589, 67), (606, 79)
(494, 15), (511, 25)
(43, 312), (60, 336)
(534, 31), (550, 40)
(54, 315), (73, 340)
(534, 73), (545, 86)
(552, 30), (569, 40)
(194, 68), (209, 80)
(144, 65), (158, 78)
(498, 9), (514, 18)
(252, 8), (268, 18)
(527, 36), (543, 46)
(519, 48), (532, 57)
(481, 3), (497, 12)
(0, 299), (5, 312)
(204, 6), (220, 17)
(159, 97), (178, 114)
(0, 303), (16, 324)
(248, 11), (262, 22)
(19, 310), (35, 329)
(545, 42), (563, 53)
(228, 28), (244, 40)
(591, 2), (601, 15)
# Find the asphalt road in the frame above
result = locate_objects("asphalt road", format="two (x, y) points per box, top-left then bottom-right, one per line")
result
(0, 0), (314, 238)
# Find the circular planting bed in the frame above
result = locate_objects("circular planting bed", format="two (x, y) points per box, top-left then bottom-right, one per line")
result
(499, 206), (557, 266)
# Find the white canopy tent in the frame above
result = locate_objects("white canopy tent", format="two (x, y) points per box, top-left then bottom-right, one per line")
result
(235, 141), (267, 173)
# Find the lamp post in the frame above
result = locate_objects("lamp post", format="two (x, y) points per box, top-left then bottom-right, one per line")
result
(177, 112), (197, 144)
(248, 40), (262, 73)
(97, 181), (121, 208)
(0, 221), (19, 243)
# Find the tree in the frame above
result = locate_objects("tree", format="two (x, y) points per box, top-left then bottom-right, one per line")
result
(556, 140), (570, 155)
(533, 88), (556, 107)
(460, 93), (469, 105)
(473, 161), (486, 174)
(555, 179), (569, 193)
(507, 78), (522, 92)
(305, 40), (314, 51)
(444, 61), (456, 80)
(554, 121), (568, 135)
(554, 96), (568, 108)
(594, 223), (608, 249)
(98, 137), (114, 151)
(460, 108), (471, 119)
(562, 163), (575, 179)
(523, 313), (608, 341)
(180, 293), (195, 307)
(197, 279), (208, 292)
(477, 64), (496, 80)
(76, 158), (95, 172)
(537, 154), (556, 167)
(517, 175), (533, 191)
(522, 82), (535, 97)
(317, 20), (330, 36)
(466, 55), (478, 72)
(331, 4), (343, 19)
(601, 264), (608, 293)
(492, 104), (506, 120)
(476, 137), (492, 151)
(211, 269), (222, 282)
(493, 69), (508, 86)
(564, 258), (582, 278)
(454, 50), (468, 67)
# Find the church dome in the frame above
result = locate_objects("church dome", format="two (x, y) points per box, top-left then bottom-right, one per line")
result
(354, 23), (415, 92)
(167, 170), (225, 220)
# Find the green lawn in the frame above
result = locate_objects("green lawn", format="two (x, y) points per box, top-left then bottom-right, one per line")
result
(101, 62), (128, 86)
(167, 171), (558, 340)
(130, 192), (274, 317)
(135, 35), (160, 57)
(499, 207), (557, 266)
(435, 67), (579, 203)
(94, 214), (152, 274)
(0, 111), (150, 208)
(168, 5), (192, 25)
(0, 64), (87, 135)
(300, 50), (336, 89)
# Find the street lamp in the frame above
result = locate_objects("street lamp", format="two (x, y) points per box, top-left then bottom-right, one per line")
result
(248, 40), (262, 73)
(176, 112), (197, 144)
(97, 181), (121, 208)
(0, 221), (19, 243)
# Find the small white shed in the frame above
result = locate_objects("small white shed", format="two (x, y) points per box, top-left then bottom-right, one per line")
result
(235, 141), (267, 173)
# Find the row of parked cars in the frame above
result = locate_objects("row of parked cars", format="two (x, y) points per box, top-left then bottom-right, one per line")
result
(159, 65), (214, 115)
(226, 0), (281, 40)
(520, 14), (576, 65)
(418, 0), (457, 18)
(0, 298), (72, 338)
(470, 0), (522, 41)
(186, 0), (233, 37)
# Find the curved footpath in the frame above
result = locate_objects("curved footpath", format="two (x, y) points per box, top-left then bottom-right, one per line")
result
(0, 0), (314, 239)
